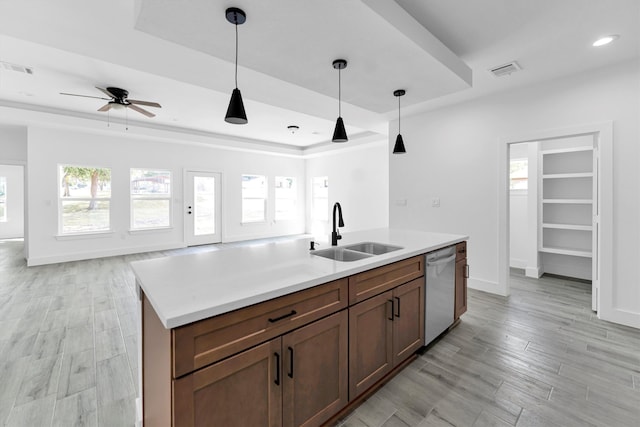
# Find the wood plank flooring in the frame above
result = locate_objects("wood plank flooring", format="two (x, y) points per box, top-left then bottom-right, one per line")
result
(0, 238), (639, 426)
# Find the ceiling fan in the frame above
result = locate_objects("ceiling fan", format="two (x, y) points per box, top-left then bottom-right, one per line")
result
(60, 86), (161, 118)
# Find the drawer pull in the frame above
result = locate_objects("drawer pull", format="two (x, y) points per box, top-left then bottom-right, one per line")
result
(287, 346), (294, 378)
(394, 296), (401, 318)
(268, 310), (297, 323)
(388, 299), (394, 321)
(274, 352), (281, 386)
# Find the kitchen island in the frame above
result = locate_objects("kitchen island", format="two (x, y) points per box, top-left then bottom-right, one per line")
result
(132, 228), (468, 427)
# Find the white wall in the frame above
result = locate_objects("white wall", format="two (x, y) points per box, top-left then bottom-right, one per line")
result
(0, 125), (27, 162)
(26, 126), (306, 265)
(389, 59), (640, 328)
(305, 140), (389, 241)
(0, 164), (24, 239)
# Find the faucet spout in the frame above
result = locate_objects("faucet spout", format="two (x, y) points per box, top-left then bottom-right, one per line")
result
(331, 202), (344, 246)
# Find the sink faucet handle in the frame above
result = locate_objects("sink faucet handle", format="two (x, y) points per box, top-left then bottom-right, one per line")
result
(336, 230), (342, 240)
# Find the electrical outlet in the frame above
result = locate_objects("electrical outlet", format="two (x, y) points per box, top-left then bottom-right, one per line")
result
(431, 198), (440, 207)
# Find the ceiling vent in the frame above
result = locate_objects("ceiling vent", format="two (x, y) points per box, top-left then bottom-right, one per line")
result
(0, 61), (34, 75)
(489, 61), (521, 77)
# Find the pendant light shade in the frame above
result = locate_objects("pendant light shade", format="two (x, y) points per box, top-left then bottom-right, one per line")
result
(225, 7), (248, 125)
(333, 117), (348, 142)
(393, 89), (406, 154)
(332, 59), (348, 143)
(225, 88), (247, 124)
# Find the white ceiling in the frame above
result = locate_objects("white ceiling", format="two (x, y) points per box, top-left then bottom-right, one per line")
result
(0, 0), (637, 151)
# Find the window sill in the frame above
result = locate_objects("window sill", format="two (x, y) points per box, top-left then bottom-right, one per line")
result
(128, 227), (174, 235)
(55, 231), (115, 241)
(241, 220), (266, 225)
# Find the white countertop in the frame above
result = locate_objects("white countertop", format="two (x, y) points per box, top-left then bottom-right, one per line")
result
(131, 228), (468, 329)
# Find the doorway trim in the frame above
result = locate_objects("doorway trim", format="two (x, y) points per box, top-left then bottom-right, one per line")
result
(498, 122), (613, 321)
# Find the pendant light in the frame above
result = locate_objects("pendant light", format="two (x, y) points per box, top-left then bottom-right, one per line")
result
(393, 89), (406, 154)
(332, 59), (348, 142)
(224, 7), (248, 124)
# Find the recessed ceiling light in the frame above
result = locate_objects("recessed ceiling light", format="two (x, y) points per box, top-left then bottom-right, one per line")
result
(592, 35), (619, 47)
(287, 125), (299, 134)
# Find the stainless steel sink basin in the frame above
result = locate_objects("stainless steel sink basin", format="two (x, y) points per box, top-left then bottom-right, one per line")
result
(312, 247), (373, 262)
(343, 242), (403, 255)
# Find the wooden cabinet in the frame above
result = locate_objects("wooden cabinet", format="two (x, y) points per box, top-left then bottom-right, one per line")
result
(348, 278), (424, 397)
(455, 242), (468, 319)
(142, 250), (457, 426)
(173, 339), (282, 427)
(282, 311), (348, 427)
(172, 311), (348, 427)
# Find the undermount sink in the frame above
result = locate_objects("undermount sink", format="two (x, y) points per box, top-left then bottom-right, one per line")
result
(343, 242), (403, 255)
(312, 242), (403, 262)
(312, 247), (373, 262)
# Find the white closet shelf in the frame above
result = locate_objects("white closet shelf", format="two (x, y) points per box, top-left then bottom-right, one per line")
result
(540, 146), (593, 155)
(542, 173), (593, 179)
(539, 246), (592, 257)
(542, 223), (592, 231)
(542, 199), (593, 204)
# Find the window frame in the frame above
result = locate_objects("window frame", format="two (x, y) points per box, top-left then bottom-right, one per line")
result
(311, 176), (329, 222)
(509, 157), (529, 193)
(58, 164), (112, 235)
(274, 176), (297, 221)
(130, 168), (173, 231)
(241, 174), (267, 224)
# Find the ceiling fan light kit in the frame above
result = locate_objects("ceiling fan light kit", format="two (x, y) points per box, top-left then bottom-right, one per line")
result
(393, 89), (406, 154)
(224, 7), (248, 125)
(332, 59), (348, 143)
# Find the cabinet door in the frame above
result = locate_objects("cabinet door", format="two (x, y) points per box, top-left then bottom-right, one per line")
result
(455, 258), (467, 319)
(173, 338), (282, 427)
(349, 291), (393, 398)
(392, 278), (425, 366)
(282, 311), (348, 427)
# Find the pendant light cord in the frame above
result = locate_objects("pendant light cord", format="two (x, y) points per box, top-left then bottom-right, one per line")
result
(234, 21), (239, 89)
(338, 68), (342, 117)
(398, 95), (401, 133)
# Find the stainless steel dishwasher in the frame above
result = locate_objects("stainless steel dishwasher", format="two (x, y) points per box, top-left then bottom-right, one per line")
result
(425, 245), (456, 344)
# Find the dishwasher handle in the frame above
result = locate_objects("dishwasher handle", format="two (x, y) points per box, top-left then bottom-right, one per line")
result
(426, 254), (456, 267)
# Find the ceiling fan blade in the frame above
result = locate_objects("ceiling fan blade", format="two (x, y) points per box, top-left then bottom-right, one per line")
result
(128, 103), (155, 118)
(95, 87), (116, 98)
(97, 103), (113, 112)
(128, 99), (162, 108)
(60, 92), (110, 101)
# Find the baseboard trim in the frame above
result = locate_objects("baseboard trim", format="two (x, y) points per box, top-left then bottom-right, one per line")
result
(468, 277), (507, 296)
(525, 266), (543, 278)
(27, 242), (187, 266)
(509, 258), (527, 269)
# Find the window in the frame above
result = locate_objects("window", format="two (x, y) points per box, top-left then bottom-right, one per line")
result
(242, 174), (267, 223)
(59, 165), (111, 234)
(510, 159), (528, 190)
(0, 176), (6, 222)
(311, 176), (329, 221)
(131, 169), (172, 230)
(275, 176), (296, 220)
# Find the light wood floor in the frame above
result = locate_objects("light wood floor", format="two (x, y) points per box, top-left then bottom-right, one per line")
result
(1, 239), (639, 426)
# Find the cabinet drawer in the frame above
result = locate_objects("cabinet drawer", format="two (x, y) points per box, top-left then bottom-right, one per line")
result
(173, 278), (348, 378)
(455, 241), (467, 261)
(348, 256), (424, 305)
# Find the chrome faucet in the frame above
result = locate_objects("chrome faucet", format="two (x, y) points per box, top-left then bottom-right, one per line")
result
(331, 202), (344, 246)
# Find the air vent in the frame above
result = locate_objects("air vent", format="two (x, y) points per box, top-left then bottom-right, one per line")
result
(489, 61), (521, 77)
(0, 61), (34, 75)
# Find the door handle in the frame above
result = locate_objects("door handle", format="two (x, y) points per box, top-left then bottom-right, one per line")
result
(394, 296), (401, 318)
(274, 352), (280, 385)
(287, 346), (294, 378)
(388, 299), (394, 321)
(465, 264), (470, 278)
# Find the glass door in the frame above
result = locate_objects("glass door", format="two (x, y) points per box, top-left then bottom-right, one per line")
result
(185, 171), (222, 246)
